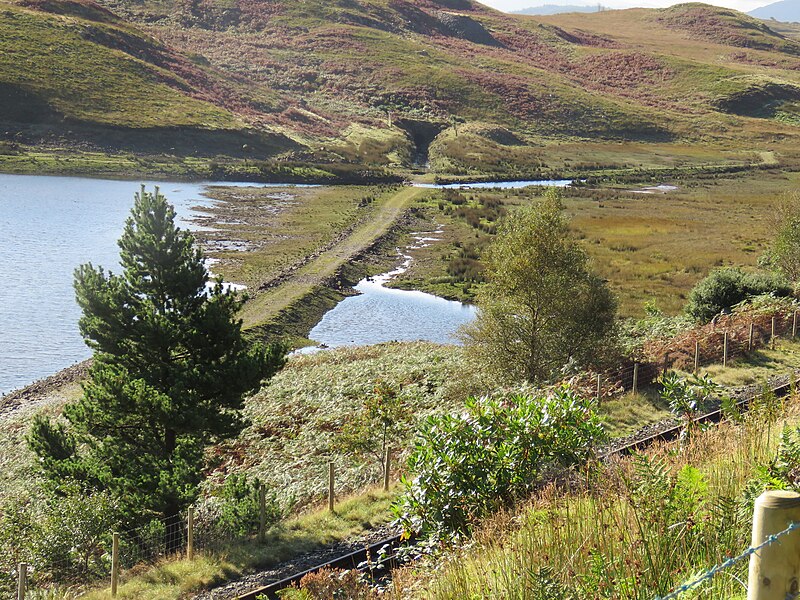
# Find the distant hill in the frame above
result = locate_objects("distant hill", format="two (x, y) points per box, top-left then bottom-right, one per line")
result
(3, 0), (800, 175)
(749, 1), (800, 23)
(513, 4), (604, 15)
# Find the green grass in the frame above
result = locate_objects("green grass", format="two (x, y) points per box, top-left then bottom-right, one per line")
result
(393, 168), (800, 316)
(597, 390), (670, 438)
(690, 338), (800, 387)
(210, 342), (473, 510)
(237, 186), (428, 330)
(79, 488), (397, 600)
(5, 0), (800, 176)
(0, 2), (238, 128)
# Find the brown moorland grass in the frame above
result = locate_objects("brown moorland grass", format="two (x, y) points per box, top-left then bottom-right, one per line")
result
(394, 169), (800, 316)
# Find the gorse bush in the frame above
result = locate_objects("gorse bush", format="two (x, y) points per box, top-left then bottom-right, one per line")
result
(394, 387), (606, 537)
(686, 267), (792, 322)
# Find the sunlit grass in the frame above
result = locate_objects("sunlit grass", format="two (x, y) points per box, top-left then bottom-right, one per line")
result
(80, 488), (397, 600)
(396, 395), (799, 599)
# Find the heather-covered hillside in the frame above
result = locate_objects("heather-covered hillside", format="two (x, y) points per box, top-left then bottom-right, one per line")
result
(4, 0), (800, 175)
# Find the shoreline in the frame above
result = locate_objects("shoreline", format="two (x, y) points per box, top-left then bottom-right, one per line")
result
(0, 360), (90, 415)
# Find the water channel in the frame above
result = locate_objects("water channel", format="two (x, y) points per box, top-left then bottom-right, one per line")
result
(0, 174), (571, 394)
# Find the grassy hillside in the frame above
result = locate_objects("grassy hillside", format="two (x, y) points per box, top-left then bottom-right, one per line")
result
(0, 0), (294, 158)
(4, 0), (800, 176)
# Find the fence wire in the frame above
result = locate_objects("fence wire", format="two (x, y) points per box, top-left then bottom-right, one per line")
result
(655, 521), (800, 600)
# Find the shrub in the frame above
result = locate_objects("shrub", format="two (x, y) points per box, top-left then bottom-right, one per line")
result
(214, 475), (281, 538)
(0, 488), (120, 595)
(334, 381), (412, 477)
(394, 387), (606, 537)
(685, 267), (792, 322)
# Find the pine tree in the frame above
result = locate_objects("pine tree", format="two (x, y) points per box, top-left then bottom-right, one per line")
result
(29, 186), (284, 549)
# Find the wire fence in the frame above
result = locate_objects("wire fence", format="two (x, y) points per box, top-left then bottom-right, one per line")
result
(595, 308), (800, 401)
(656, 520), (800, 600)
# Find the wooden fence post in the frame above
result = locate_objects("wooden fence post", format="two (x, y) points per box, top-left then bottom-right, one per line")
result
(794, 311), (798, 339)
(749, 322), (755, 351)
(17, 563), (26, 600)
(747, 490), (800, 600)
(187, 507), (194, 561)
(694, 341), (700, 374)
(723, 332), (729, 367)
(259, 484), (266, 542)
(383, 449), (391, 492)
(772, 316), (777, 349)
(111, 533), (119, 596)
(632, 363), (639, 395)
(328, 461), (335, 513)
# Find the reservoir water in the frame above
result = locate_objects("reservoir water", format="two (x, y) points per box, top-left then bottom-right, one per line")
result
(1, 174), (569, 394)
(0, 174), (249, 395)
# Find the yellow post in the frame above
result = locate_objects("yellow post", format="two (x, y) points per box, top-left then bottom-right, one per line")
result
(111, 533), (119, 596)
(747, 490), (800, 600)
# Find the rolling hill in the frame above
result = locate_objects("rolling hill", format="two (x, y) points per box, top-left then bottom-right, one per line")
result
(750, 1), (800, 23)
(3, 0), (800, 176)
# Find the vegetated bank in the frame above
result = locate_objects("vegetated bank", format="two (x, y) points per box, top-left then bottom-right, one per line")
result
(389, 384), (800, 599)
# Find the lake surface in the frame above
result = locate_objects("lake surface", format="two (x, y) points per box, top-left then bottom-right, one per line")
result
(0, 174), (264, 395)
(1, 175), (567, 394)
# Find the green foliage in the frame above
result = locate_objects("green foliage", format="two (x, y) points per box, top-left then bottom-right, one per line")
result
(28, 187), (285, 543)
(685, 267), (792, 322)
(0, 488), (119, 595)
(748, 426), (800, 499)
(462, 188), (617, 384)
(334, 381), (412, 475)
(395, 387), (606, 537)
(766, 191), (800, 282)
(213, 475), (281, 537)
(240, 343), (469, 510)
(659, 372), (723, 442)
(618, 300), (694, 355)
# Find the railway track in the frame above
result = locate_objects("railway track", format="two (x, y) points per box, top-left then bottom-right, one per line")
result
(234, 372), (799, 600)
